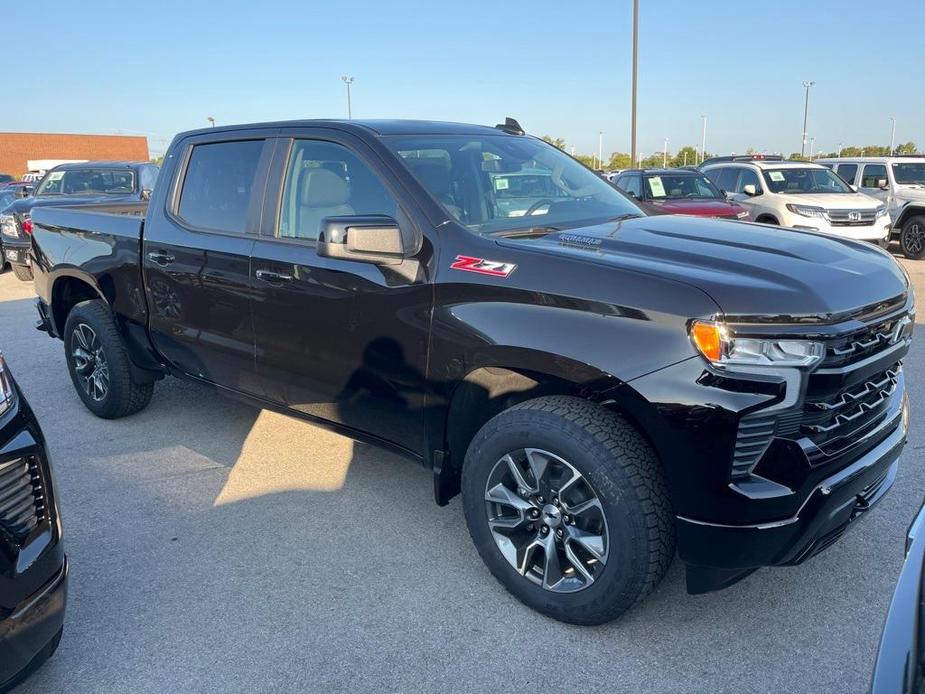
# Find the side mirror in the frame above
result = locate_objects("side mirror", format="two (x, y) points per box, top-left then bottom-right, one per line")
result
(878, 179), (889, 190)
(141, 188), (153, 201)
(743, 184), (758, 196)
(317, 216), (407, 265)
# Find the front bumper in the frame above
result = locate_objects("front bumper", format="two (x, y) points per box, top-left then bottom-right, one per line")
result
(0, 559), (67, 691)
(788, 215), (891, 242)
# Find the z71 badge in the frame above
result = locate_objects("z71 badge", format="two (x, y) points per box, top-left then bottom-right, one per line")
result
(450, 255), (517, 278)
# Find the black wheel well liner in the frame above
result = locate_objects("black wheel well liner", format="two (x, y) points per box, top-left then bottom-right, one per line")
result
(51, 276), (102, 336)
(897, 205), (925, 228)
(754, 214), (779, 224)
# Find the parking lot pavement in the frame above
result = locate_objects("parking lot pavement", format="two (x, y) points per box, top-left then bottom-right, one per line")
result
(2, 255), (923, 694)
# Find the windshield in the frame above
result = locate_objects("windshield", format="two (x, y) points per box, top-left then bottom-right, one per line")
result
(892, 162), (925, 185)
(385, 135), (642, 233)
(761, 167), (852, 194)
(35, 168), (135, 196)
(0, 191), (14, 211)
(643, 173), (722, 200)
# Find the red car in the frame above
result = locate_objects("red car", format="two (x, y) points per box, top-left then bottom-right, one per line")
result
(612, 168), (750, 220)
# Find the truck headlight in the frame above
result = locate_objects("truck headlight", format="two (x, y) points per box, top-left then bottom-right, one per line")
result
(785, 204), (826, 218)
(690, 320), (825, 368)
(0, 214), (19, 239)
(0, 354), (15, 416)
(875, 205), (888, 218)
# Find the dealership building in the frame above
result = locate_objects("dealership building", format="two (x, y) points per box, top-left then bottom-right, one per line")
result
(0, 132), (149, 178)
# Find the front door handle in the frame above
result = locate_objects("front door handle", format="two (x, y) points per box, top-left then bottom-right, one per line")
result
(146, 250), (175, 267)
(255, 269), (293, 284)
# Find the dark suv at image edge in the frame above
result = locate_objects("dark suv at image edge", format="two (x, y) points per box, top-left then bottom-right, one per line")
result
(26, 118), (914, 625)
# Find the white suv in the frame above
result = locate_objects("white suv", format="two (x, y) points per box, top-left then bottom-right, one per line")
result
(816, 156), (925, 259)
(702, 157), (890, 247)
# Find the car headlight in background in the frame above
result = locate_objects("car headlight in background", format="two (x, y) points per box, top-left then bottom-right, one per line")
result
(785, 204), (826, 218)
(690, 320), (825, 368)
(0, 214), (19, 239)
(0, 354), (15, 416)
(875, 205), (888, 218)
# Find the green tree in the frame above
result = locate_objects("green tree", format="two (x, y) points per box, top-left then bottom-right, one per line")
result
(895, 141), (918, 155)
(670, 146), (700, 168)
(606, 152), (632, 170)
(541, 135), (566, 150)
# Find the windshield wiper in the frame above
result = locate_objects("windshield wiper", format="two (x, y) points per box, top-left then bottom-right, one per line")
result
(606, 213), (644, 222)
(492, 226), (560, 238)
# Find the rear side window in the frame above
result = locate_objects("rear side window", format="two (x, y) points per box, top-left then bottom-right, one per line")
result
(835, 164), (858, 184)
(860, 164), (888, 188)
(177, 140), (264, 233)
(616, 174), (641, 198)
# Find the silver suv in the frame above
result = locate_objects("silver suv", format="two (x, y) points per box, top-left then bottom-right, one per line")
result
(816, 156), (925, 259)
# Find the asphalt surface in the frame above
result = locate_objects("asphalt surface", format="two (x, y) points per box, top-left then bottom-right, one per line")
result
(2, 254), (923, 694)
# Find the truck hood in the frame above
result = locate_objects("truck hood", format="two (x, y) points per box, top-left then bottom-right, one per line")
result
(780, 192), (882, 210)
(501, 215), (908, 318)
(646, 198), (745, 217)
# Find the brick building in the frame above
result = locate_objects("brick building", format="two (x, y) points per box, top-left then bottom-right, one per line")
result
(0, 132), (149, 178)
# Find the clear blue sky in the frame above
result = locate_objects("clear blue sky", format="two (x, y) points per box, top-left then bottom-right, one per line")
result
(6, 0), (923, 158)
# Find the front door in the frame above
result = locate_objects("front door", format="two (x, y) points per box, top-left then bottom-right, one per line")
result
(250, 134), (433, 454)
(143, 135), (275, 394)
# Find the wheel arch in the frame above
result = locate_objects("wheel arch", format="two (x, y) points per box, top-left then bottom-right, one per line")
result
(896, 203), (925, 229)
(50, 272), (107, 336)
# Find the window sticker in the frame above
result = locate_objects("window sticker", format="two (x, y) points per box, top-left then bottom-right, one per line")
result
(47, 171), (65, 181)
(768, 171), (785, 182)
(495, 177), (509, 190)
(648, 176), (666, 197)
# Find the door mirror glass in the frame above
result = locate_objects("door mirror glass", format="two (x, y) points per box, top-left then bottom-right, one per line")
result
(742, 184), (758, 196)
(317, 215), (406, 265)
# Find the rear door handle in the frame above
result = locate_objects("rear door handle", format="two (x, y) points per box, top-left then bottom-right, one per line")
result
(146, 250), (175, 267)
(255, 269), (293, 283)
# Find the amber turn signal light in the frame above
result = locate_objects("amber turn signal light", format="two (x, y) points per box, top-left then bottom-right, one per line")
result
(690, 321), (724, 362)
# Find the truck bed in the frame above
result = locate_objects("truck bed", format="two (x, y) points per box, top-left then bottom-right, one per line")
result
(30, 202), (147, 241)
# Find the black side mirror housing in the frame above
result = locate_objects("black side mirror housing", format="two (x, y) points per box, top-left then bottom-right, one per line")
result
(317, 216), (408, 265)
(141, 188), (153, 201)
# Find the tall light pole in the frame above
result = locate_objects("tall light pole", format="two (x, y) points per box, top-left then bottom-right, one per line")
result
(207, 116), (215, 128)
(889, 117), (896, 155)
(800, 80), (815, 158)
(837, 141), (843, 157)
(598, 131), (603, 170)
(663, 138), (668, 167)
(341, 75), (355, 119)
(700, 114), (707, 164)
(809, 137), (815, 161)
(630, 0), (639, 168)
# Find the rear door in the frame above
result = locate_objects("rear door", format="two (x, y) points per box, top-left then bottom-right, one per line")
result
(142, 131), (276, 394)
(249, 130), (434, 454)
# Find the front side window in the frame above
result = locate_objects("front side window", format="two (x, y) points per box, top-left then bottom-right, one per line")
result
(891, 163), (925, 185)
(616, 174), (642, 198)
(835, 163), (858, 184)
(278, 140), (397, 241)
(761, 167), (852, 194)
(177, 140), (264, 234)
(386, 134), (642, 234)
(642, 173), (723, 200)
(736, 168), (762, 194)
(860, 164), (888, 189)
(36, 168), (136, 196)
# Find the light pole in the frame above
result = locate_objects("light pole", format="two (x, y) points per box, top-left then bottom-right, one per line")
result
(207, 116), (215, 128)
(837, 142), (843, 157)
(809, 137), (815, 161)
(341, 75), (355, 119)
(663, 138), (668, 167)
(630, 0), (639, 168)
(800, 80), (815, 158)
(598, 131), (603, 170)
(700, 114), (707, 164)
(889, 117), (896, 155)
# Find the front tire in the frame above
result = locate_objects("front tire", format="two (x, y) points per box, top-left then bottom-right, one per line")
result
(12, 264), (33, 282)
(900, 216), (925, 259)
(63, 300), (154, 418)
(462, 396), (674, 625)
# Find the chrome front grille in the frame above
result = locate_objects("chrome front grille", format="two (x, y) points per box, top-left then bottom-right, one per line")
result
(0, 456), (46, 541)
(826, 209), (878, 226)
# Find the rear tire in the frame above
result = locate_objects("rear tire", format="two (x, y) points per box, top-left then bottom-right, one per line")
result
(462, 396), (674, 625)
(63, 300), (154, 418)
(900, 216), (925, 259)
(12, 264), (33, 282)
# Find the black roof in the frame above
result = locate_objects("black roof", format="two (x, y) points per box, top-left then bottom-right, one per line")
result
(621, 168), (703, 175)
(178, 119), (523, 139)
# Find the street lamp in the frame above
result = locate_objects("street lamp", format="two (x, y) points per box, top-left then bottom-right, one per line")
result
(630, 0), (639, 167)
(837, 142), (843, 157)
(341, 75), (355, 119)
(598, 131), (603, 170)
(809, 137), (815, 161)
(700, 114), (707, 164)
(889, 117), (896, 155)
(663, 138), (668, 167)
(800, 80), (815, 158)
(207, 116), (215, 128)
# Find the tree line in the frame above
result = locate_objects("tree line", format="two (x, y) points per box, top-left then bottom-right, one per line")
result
(541, 136), (919, 170)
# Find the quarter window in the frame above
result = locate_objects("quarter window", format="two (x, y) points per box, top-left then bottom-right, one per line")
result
(177, 140), (265, 234)
(860, 164), (888, 189)
(835, 164), (858, 185)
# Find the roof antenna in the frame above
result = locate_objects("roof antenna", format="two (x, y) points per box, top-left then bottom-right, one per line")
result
(495, 117), (525, 135)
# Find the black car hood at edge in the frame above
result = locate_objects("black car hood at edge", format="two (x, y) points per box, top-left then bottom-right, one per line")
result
(500, 215), (909, 319)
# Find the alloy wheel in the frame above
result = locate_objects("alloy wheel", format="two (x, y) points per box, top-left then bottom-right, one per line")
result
(904, 222), (924, 256)
(484, 448), (609, 593)
(71, 323), (109, 401)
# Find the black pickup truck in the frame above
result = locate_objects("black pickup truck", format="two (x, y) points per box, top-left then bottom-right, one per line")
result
(27, 118), (914, 624)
